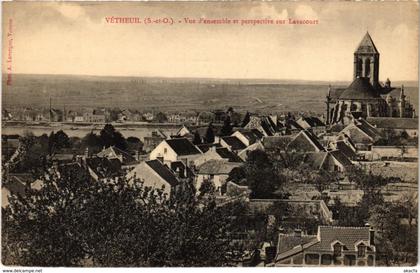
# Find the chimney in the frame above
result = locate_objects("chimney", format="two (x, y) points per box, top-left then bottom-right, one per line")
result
(366, 223), (375, 246)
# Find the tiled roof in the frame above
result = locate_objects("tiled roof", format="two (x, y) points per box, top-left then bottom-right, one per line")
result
(336, 141), (357, 159)
(221, 136), (247, 151)
(355, 119), (382, 139)
(276, 226), (373, 261)
(307, 226), (371, 252)
(304, 152), (328, 169)
(146, 160), (179, 187)
(339, 78), (381, 100)
(85, 157), (122, 179)
(198, 159), (242, 175)
(215, 147), (243, 162)
(300, 130), (325, 151)
(366, 117), (418, 130)
(285, 119), (304, 131)
(301, 117), (326, 128)
(276, 234), (318, 260)
(166, 138), (202, 156)
(329, 150), (353, 166)
(97, 146), (137, 165)
(196, 143), (222, 153)
(262, 135), (294, 150)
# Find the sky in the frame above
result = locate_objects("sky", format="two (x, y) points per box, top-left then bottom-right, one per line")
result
(2, 2), (419, 81)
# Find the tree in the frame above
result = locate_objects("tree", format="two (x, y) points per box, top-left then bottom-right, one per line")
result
(48, 130), (71, 155)
(192, 131), (202, 145)
(99, 124), (127, 150)
(153, 112), (168, 123)
(244, 150), (280, 199)
(220, 116), (233, 136)
(204, 123), (215, 144)
(81, 132), (102, 153)
(241, 112), (250, 127)
(3, 168), (245, 266)
(126, 136), (143, 153)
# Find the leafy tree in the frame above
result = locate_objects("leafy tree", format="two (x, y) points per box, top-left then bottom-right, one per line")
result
(126, 136), (143, 153)
(2, 168), (245, 266)
(204, 123), (215, 144)
(48, 130), (71, 155)
(220, 116), (233, 136)
(241, 112), (250, 127)
(244, 150), (280, 199)
(153, 112), (168, 123)
(192, 131), (202, 145)
(81, 132), (102, 153)
(99, 124), (127, 150)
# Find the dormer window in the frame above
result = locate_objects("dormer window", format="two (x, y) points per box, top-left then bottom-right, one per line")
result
(357, 244), (366, 257)
(333, 242), (342, 257)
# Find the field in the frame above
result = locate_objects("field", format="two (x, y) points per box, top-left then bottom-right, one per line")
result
(2, 74), (418, 115)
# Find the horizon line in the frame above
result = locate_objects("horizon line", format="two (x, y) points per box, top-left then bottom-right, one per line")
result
(3, 72), (418, 86)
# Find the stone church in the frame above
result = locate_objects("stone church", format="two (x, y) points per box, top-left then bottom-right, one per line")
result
(326, 32), (415, 125)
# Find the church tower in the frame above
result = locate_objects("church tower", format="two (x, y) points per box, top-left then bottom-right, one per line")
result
(353, 32), (380, 90)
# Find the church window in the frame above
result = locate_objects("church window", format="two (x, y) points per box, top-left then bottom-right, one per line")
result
(365, 58), (371, 78)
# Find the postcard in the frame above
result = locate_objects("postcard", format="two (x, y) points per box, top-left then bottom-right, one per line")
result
(1, 1), (418, 270)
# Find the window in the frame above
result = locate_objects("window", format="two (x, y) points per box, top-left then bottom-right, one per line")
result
(305, 254), (319, 265)
(357, 245), (366, 257)
(163, 148), (167, 154)
(321, 254), (332, 265)
(333, 243), (342, 257)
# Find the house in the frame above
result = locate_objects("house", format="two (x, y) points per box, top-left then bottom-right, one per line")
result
(366, 117), (418, 138)
(238, 141), (265, 161)
(196, 159), (242, 195)
(196, 143), (223, 153)
(143, 130), (168, 152)
(231, 129), (264, 147)
(296, 116), (326, 136)
(84, 157), (122, 181)
(220, 136), (247, 152)
(304, 150), (353, 172)
(288, 130), (325, 153)
(96, 146), (138, 169)
(274, 226), (376, 266)
(194, 146), (243, 166)
(127, 159), (179, 197)
(244, 115), (279, 136)
(340, 118), (382, 151)
(329, 140), (358, 161)
(150, 138), (202, 165)
(2, 174), (31, 208)
(169, 161), (194, 179)
(284, 119), (304, 134)
(83, 109), (106, 123)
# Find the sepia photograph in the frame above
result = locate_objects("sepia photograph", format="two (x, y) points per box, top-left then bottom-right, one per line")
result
(1, 1), (419, 269)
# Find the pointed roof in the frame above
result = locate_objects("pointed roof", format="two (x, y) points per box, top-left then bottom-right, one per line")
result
(355, 32), (379, 54)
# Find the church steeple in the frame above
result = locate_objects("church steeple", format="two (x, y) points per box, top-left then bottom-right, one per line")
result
(353, 32), (380, 89)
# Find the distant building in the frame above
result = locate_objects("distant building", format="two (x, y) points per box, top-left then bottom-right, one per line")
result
(327, 32), (415, 125)
(83, 109), (106, 123)
(366, 117), (418, 138)
(96, 146), (138, 169)
(296, 116), (326, 136)
(194, 146), (243, 167)
(274, 226), (376, 266)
